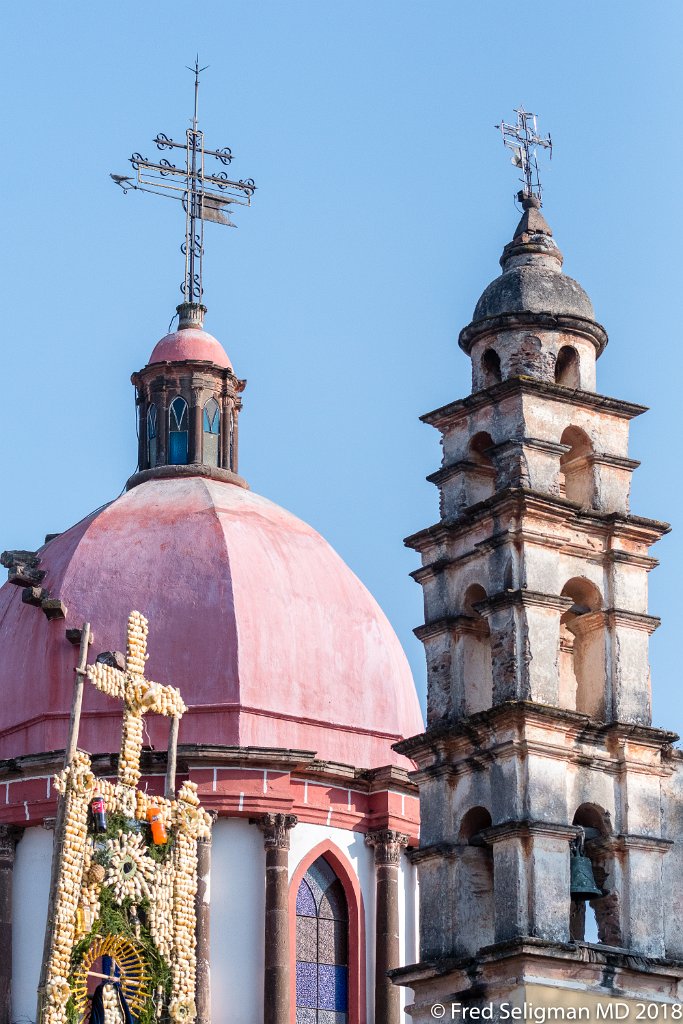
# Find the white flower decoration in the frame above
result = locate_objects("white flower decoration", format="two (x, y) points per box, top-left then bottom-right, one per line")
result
(169, 997), (197, 1022)
(46, 977), (72, 1006)
(105, 831), (156, 904)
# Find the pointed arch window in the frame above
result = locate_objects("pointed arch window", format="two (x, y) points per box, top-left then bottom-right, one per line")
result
(147, 404), (158, 468)
(169, 397), (189, 465)
(296, 856), (349, 1022)
(203, 398), (220, 467)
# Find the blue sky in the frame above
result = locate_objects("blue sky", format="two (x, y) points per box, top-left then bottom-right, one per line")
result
(2, 2), (682, 732)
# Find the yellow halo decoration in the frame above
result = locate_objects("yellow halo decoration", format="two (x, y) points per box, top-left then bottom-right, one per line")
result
(71, 934), (150, 1019)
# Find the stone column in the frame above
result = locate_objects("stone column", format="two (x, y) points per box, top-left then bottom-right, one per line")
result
(137, 396), (147, 471)
(195, 834), (212, 1024)
(365, 829), (409, 1024)
(190, 386), (203, 464)
(256, 813), (297, 1024)
(157, 385), (169, 466)
(0, 826), (21, 1024)
(219, 395), (230, 470)
(231, 406), (240, 474)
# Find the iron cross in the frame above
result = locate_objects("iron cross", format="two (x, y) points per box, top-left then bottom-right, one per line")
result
(111, 59), (256, 305)
(495, 106), (552, 203)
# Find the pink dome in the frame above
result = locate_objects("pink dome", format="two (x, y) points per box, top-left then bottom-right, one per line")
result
(148, 328), (233, 369)
(0, 478), (423, 768)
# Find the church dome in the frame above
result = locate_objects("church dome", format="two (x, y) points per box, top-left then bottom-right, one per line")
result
(148, 327), (233, 368)
(0, 476), (423, 768)
(470, 196), (595, 325)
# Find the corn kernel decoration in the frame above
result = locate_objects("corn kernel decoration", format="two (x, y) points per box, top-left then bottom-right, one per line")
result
(40, 612), (210, 1024)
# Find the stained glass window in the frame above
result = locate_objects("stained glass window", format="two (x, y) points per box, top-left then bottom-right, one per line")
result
(296, 857), (348, 1024)
(169, 397), (188, 465)
(147, 405), (157, 468)
(203, 398), (220, 467)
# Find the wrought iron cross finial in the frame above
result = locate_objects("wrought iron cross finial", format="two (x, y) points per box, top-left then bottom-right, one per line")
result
(111, 61), (256, 308)
(495, 106), (552, 204)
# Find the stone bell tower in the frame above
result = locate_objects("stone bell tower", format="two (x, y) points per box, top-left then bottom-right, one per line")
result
(392, 190), (683, 1019)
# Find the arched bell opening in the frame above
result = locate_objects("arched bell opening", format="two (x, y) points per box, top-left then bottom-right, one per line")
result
(461, 584), (493, 714)
(570, 804), (621, 947)
(467, 432), (496, 505)
(456, 807), (494, 953)
(481, 348), (502, 387)
(555, 345), (581, 388)
(559, 577), (605, 718)
(559, 425), (595, 507)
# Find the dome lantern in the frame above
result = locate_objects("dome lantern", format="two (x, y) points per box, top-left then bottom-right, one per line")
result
(129, 304), (246, 490)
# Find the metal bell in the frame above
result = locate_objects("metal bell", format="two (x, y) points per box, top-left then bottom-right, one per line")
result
(570, 829), (603, 900)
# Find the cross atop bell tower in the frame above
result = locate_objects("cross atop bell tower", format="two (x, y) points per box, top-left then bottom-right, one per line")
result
(495, 104), (552, 203)
(111, 59), (256, 327)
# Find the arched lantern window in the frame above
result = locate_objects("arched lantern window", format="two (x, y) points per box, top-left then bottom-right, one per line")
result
(203, 398), (220, 467)
(169, 397), (189, 465)
(295, 856), (349, 1021)
(147, 404), (158, 468)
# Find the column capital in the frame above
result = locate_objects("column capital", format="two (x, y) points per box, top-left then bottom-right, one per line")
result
(365, 829), (409, 865)
(256, 813), (297, 851)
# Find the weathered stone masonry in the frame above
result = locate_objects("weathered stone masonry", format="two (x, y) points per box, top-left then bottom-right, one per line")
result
(392, 196), (683, 1021)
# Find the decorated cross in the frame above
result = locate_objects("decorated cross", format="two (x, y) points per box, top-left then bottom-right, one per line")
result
(86, 611), (186, 788)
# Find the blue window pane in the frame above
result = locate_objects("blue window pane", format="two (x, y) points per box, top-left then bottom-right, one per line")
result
(317, 965), (347, 1012)
(296, 879), (316, 917)
(318, 1013), (347, 1024)
(203, 399), (220, 433)
(296, 1010), (317, 1024)
(169, 432), (188, 465)
(296, 962), (317, 1009)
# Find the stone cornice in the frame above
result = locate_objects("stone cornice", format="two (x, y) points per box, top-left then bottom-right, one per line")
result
(394, 700), (678, 759)
(404, 487), (670, 552)
(126, 464), (249, 491)
(457, 311), (609, 356)
(389, 936), (683, 988)
(0, 744), (420, 836)
(478, 819), (578, 844)
(420, 376), (645, 430)
(475, 589), (573, 615)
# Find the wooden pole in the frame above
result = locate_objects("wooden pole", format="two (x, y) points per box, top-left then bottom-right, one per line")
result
(65, 623), (92, 767)
(37, 622), (91, 1024)
(164, 715), (179, 800)
(195, 835), (212, 1024)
